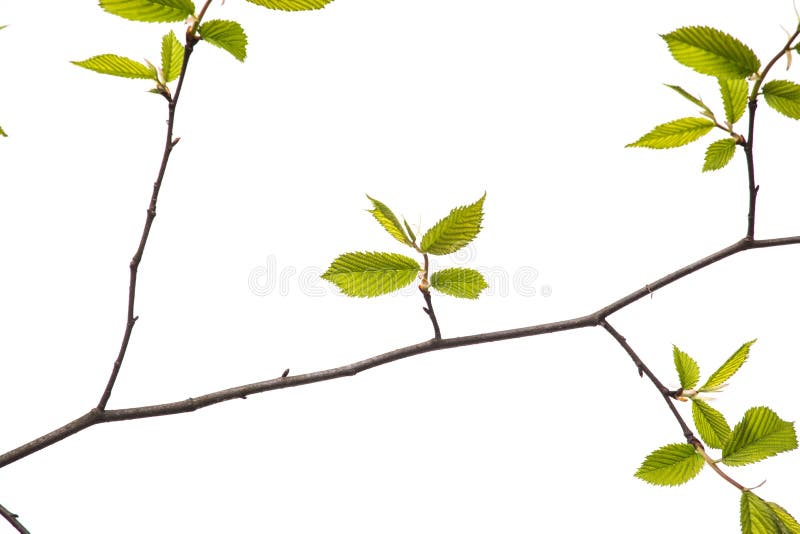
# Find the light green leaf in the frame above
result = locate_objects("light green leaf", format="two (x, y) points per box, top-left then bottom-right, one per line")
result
(692, 399), (731, 449)
(0, 25), (7, 31)
(665, 84), (715, 118)
(626, 117), (714, 149)
(366, 195), (412, 246)
(741, 492), (781, 534)
(722, 406), (798, 466)
(322, 252), (420, 298)
(634, 443), (704, 486)
(700, 339), (755, 393)
(703, 138), (737, 172)
(99, 0), (195, 23)
(161, 30), (184, 82)
(245, 0), (334, 10)
(420, 194), (485, 255)
(199, 20), (248, 62)
(430, 268), (488, 299)
(762, 80), (800, 120)
(72, 54), (158, 80)
(720, 78), (748, 124)
(673, 345), (700, 390)
(769, 503), (800, 534)
(661, 26), (760, 79)
(0, 125), (6, 137)
(403, 219), (417, 243)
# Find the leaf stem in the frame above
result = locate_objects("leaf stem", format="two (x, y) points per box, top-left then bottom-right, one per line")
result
(420, 253), (442, 340)
(96, 34), (199, 411)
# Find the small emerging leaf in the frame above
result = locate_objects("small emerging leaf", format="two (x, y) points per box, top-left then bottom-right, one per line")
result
(626, 117), (714, 149)
(634, 443), (704, 486)
(722, 406), (798, 466)
(661, 26), (760, 79)
(420, 194), (485, 255)
(322, 251), (420, 298)
(692, 398), (732, 449)
(430, 268), (488, 299)
(741, 492), (781, 534)
(245, 0), (334, 10)
(199, 20), (248, 62)
(762, 80), (800, 120)
(719, 78), (748, 125)
(673, 345), (700, 390)
(366, 195), (412, 246)
(72, 54), (158, 80)
(703, 138), (737, 172)
(99, 0), (196, 23)
(768, 502), (800, 534)
(665, 84), (715, 118)
(700, 339), (755, 392)
(161, 30), (184, 82)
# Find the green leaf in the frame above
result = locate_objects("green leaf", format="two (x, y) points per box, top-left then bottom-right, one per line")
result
(720, 78), (748, 124)
(722, 406), (798, 466)
(99, 0), (195, 23)
(161, 30), (184, 82)
(244, 0), (334, 10)
(661, 26), (760, 79)
(71, 54), (158, 80)
(769, 502), (800, 534)
(366, 195), (412, 247)
(403, 219), (417, 243)
(199, 20), (248, 62)
(762, 80), (800, 120)
(692, 399), (732, 449)
(741, 492), (782, 534)
(634, 443), (704, 486)
(673, 345), (700, 390)
(703, 138), (737, 172)
(420, 194), (485, 255)
(0, 24), (7, 31)
(430, 268), (488, 299)
(0, 125), (6, 137)
(664, 84), (715, 118)
(700, 339), (755, 393)
(322, 252), (420, 298)
(626, 117), (714, 149)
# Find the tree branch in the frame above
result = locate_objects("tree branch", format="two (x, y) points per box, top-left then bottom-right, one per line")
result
(0, 503), (30, 534)
(2, 235), (799, 469)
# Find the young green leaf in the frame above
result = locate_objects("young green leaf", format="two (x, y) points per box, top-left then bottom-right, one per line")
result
(741, 492), (781, 534)
(719, 78), (748, 125)
(703, 138), (737, 172)
(664, 84), (715, 118)
(0, 125), (6, 137)
(0, 24), (6, 31)
(322, 252), (420, 298)
(245, 0), (335, 10)
(420, 194), (485, 255)
(161, 30), (184, 83)
(768, 502), (800, 534)
(199, 20), (248, 62)
(99, 0), (196, 23)
(692, 399), (731, 449)
(366, 195), (412, 246)
(699, 339), (755, 393)
(430, 268), (488, 299)
(673, 345), (700, 390)
(661, 26), (760, 79)
(626, 117), (714, 149)
(403, 219), (417, 244)
(72, 54), (158, 80)
(634, 443), (704, 486)
(722, 406), (798, 466)
(762, 80), (800, 119)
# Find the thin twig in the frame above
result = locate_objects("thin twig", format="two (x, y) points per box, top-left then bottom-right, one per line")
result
(96, 34), (199, 411)
(0, 503), (30, 534)
(2, 235), (799, 469)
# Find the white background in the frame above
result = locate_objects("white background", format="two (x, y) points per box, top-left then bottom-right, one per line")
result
(1, 0), (799, 532)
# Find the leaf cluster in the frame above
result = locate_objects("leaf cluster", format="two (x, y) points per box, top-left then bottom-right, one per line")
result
(635, 341), (799, 533)
(322, 195), (489, 299)
(627, 25), (800, 172)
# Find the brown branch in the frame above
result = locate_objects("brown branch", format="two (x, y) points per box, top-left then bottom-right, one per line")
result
(96, 34), (199, 411)
(0, 502), (30, 534)
(2, 235), (799, 469)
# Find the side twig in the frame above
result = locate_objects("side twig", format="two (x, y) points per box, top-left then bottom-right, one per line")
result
(0, 503), (30, 534)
